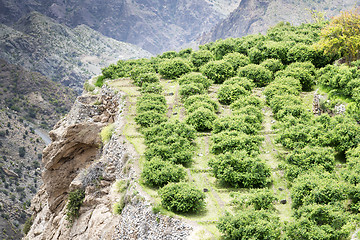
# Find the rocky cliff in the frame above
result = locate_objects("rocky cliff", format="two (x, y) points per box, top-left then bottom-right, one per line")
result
(200, 0), (359, 43)
(24, 86), (195, 240)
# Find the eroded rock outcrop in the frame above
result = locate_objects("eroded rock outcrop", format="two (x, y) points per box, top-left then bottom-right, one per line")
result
(24, 86), (193, 240)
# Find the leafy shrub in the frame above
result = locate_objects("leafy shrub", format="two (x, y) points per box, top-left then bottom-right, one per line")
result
(269, 94), (302, 114)
(179, 83), (205, 100)
(136, 100), (167, 114)
(159, 58), (191, 79)
(190, 50), (215, 70)
(223, 77), (254, 91)
(286, 204), (353, 240)
(284, 146), (335, 181)
(217, 84), (250, 105)
(212, 115), (261, 135)
(209, 151), (270, 188)
(217, 210), (281, 240)
(260, 58), (284, 73)
(23, 217), (33, 234)
(138, 93), (166, 105)
(264, 83), (299, 103)
(94, 75), (106, 87)
(201, 60), (234, 84)
(276, 65), (315, 91)
(184, 95), (219, 112)
(135, 111), (167, 128)
(186, 102), (214, 114)
(160, 182), (206, 213)
(141, 83), (163, 94)
(142, 157), (186, 187)
(133, 72), (159, 87)
(230, 95), (263, 110)
(211, 131), (264, 155)
(100, 123), (115, 144)
(19, 147), (26, 158)
(233, 105), (264, 124)
(223, 52), (250, 70)
(212, 39), (237, 60)
(145, 142), (195, 166)
(248, 47), (265, 64)
(186, 107), (217, 131)
(178, 48), (193, 58)
(66, 189), (85, 223)
(143, 120), (196, 144)
(287, 43), (315, 63)
(159, 51), (178, 59)
(247, 189), (277, 210)
(178, 72), (213, 89)
(238, 64), (273, 87)
(291, 172), (349, 209)
(113, 198), (125, 215)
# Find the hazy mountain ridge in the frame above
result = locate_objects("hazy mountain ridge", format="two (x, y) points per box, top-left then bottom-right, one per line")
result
(0, 0), (241, 54)
(200, 0), (360, 43)
(0, 11), (151, 91)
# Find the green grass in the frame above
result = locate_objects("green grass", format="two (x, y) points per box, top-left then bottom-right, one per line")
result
(100, 123), (115, 144)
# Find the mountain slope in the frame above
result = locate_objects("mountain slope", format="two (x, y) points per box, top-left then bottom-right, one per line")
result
(0, 59), (77, 239)
(0, 11), (151, 91)
(0, 0), (233, 54)
(200, 0), (359, 43)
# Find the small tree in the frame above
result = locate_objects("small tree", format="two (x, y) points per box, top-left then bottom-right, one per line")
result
(160, 182), (206, 213)
(315, 8), (360, 64)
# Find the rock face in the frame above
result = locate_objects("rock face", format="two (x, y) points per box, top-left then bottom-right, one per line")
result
(0, 12), (151, 91)
(24, 86), (192, 240)
(200, 0), (359, 43)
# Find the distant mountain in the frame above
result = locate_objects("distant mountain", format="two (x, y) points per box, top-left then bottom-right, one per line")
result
(0, 0), (239, 54)
(200, 0), (360, 44)
(0, 58), (77, 239)
(0, 11), (151, 91)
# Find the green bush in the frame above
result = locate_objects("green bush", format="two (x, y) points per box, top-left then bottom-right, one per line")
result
(264, 83), (299, 103)
(201, 60), (234, 84)
(159, 51), (178, 59)
(284, 146), (335, 181)
(291, 172), (349, 209)
(260, 58), (284, 73)
(190, 50), (215, 70)
(136, 100), (167, 114)
(23, 216), (33, 234)
(160, 182), (206, 213)
(186, 102), (215, 114)
(186, 107), (217, 131)
(143, 120), (196, 144)
(238, 64), (273, 87)
(217, 210), (281, 240)
(276, 65), (315, 91)
(211, 131), (264, 155)
(217, 84), (250, 105)
(100, 123), (115, 144)
(178, 72), (213, 89)
(212, 115), (261, 135)
(94, 75), (106, 87)
(179, 83), (205, 100)
(287, 43), (315, 63)
(66, 189), (85, 223)
(178, 48), (193, 58)
(209, 150), (270, 188)
(223, 77), (254, 91)
(137, 93), (166, 106)
(184, 95), (219, 112)
(234, 105), (264, 123)
(212, 39), (237, 60)
(286, 204), (353, 240)
(223, 52), (250, 70)
(248, 47), (265, 64)
(247, 189), (277, 210)
(135, 111), (167, 128)
(142, 157), (186, 187)
(159, 58), (191, 79)
(133, 72), (159, 87)
(230, 95), (263, 110)
(141, 83), (163, 94)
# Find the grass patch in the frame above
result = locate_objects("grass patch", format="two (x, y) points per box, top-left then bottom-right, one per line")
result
(100, 123), (115, 144)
